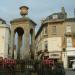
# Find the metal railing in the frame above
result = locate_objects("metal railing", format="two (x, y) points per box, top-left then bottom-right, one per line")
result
(0, 59), (65, 75)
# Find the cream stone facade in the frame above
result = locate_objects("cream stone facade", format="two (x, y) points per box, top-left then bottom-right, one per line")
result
(0, 19), (10, 58)
(35, 7), (75, 69)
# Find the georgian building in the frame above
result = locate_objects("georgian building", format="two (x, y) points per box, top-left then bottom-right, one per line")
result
(35, 7), (75, 68)
(0, 18), (10, 58)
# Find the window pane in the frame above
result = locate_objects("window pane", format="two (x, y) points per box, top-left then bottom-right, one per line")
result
(44, 41), (48, 49)
(66, 25), (71, 32)
(53, 15), (58, 19)
(52, 26), (56, 34)
(67, 37), (72, 47)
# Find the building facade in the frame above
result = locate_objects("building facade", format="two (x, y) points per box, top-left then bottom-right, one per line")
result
(35, 7), (75, 68)
(0, 18), (10, 58)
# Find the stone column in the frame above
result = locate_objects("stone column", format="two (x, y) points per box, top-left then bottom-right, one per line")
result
(64, 51), (68, 69)
(10, 31), (15, 59)
(17, 35), (22, 59)
(62, 51), (68, 69)
(8, 30), (11, 58)
(24, 30), (30, 59)
(31, 30), (35, 59)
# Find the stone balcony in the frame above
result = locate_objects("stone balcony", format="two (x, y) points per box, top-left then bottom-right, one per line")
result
(65, 32), (72, 37)
(65, 32), (75, 37)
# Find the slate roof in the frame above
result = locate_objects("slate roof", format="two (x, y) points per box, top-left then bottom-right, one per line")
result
(0, 18), (6, 24)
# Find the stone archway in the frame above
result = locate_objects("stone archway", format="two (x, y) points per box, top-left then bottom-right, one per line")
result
(30, 29), (34, 59)
(14, 27), (24, 59)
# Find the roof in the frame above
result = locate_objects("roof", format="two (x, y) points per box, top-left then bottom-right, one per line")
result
(0, 24), (10, 28)
(0, 18), (6, 24)
(45, 12), (67, 21)
(65, 18), (75, 22)
(35, 12), (66, 39)
(10, 17), (36, 25)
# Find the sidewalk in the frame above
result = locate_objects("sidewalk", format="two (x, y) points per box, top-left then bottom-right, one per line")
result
(65, 68), (73, 71)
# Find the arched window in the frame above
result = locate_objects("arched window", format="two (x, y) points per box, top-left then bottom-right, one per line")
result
(14, 27), (24, 59)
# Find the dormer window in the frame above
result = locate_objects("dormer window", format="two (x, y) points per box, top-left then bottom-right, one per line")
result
(53, 15), (58, 19)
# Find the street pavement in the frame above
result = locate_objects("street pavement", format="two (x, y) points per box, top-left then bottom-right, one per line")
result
(65, 69), (75, 75)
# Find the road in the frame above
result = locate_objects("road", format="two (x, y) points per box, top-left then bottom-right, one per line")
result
(66, 69), (75, 75)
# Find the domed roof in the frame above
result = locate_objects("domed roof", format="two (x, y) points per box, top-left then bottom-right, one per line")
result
(45, 12), (67, 21)
(0, 18), (6, 24)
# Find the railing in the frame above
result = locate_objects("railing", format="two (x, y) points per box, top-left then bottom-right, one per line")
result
(0, 59), (65, 75)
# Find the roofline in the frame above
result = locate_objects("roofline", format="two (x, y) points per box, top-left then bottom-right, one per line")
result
(0, 25), (10, 29)
(65, 18), (75, 22)
(10, 18), (37, 26)
(0, 18), (6, 24)
(0, 23), (10, 26)
(42, 19), (65, 24)
(35, 18), (75, 39)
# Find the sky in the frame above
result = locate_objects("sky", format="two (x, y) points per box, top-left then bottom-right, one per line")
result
(0, 0), (75, 32)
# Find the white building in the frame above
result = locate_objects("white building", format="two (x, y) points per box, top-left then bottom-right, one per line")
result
(0, 18), (10, 58)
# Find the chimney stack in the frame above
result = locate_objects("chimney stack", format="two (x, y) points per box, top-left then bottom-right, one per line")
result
(61, 7), (65, 14)
(61, 7), (67, 19)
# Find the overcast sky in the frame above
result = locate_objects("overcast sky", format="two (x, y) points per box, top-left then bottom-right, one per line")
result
(0, 0), (75, 32)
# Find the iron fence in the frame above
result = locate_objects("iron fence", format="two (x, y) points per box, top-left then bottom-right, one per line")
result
(0, 59), (65, 75)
